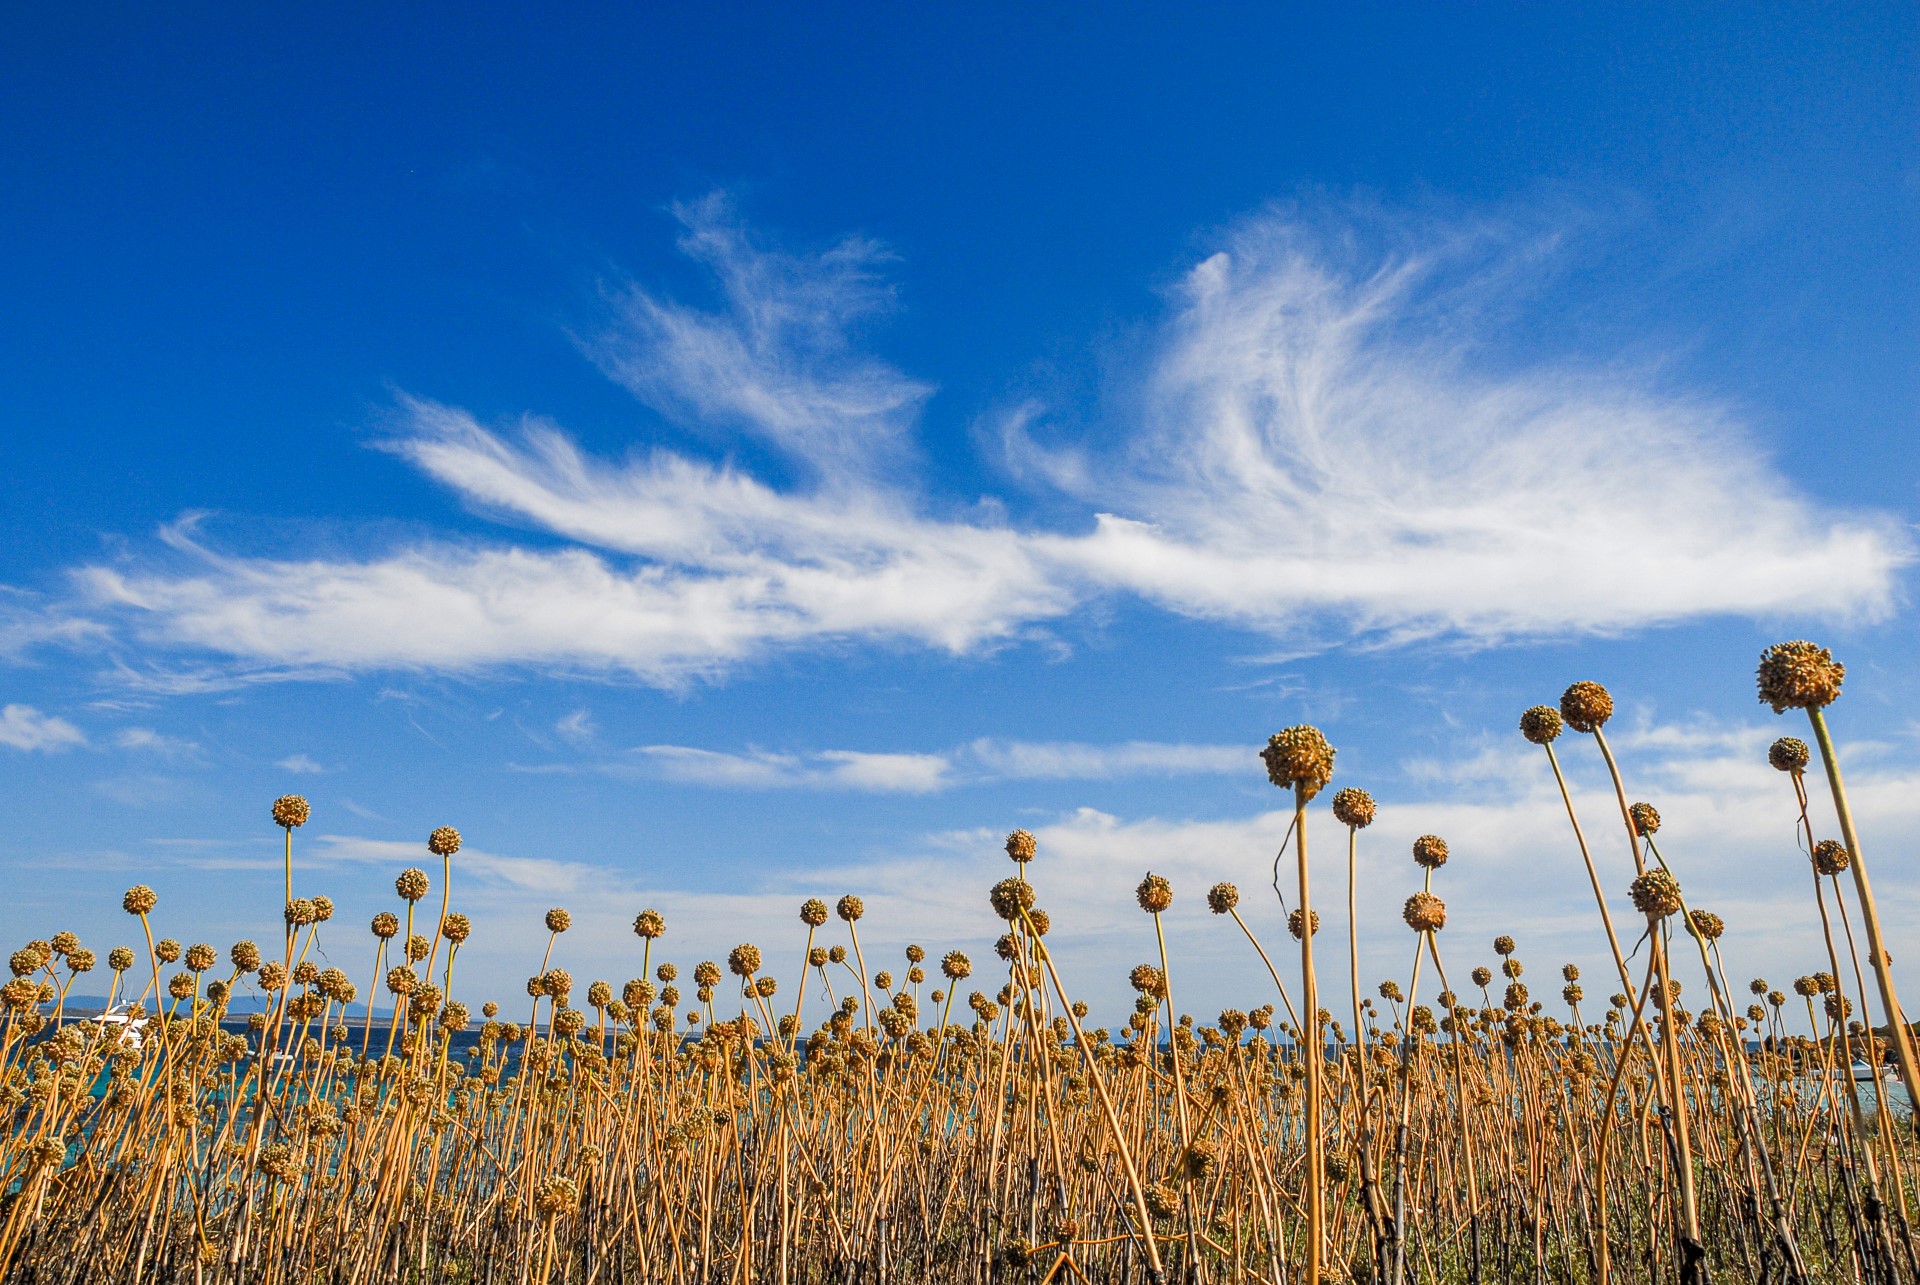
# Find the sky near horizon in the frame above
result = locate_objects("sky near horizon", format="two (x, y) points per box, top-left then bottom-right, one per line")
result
(1, 6), (1916, 1025)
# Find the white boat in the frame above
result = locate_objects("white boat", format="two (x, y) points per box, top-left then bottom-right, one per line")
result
(1851, 1060), (1887, 1082)
(87, 1006), (149, 1050)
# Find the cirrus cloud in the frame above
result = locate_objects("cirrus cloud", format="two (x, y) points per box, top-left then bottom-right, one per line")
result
(45, 199), (1911, 688)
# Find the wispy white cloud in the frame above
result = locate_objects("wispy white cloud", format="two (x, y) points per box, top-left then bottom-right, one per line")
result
(277, 753), (327, 774)
(42, 200), (1911, 686)
(114, 727), (200, 758)
(0, 703), (86, 752)
(530, 736), (1257, 792)
(966, 738), (1252, 780)
(553, 709), (596, 745)
(635, 744), (952, 793)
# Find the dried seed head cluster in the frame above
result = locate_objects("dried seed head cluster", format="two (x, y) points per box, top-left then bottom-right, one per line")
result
(633, 909), (666, 939)
(1629, 802), (1661, 836)
(1004, 829), (1037, 864)
(1629, 870), (1684, 919)
(272, 795), (311, 829)
(1261, 725), (1336, 800)
(1206, 882), (1239, 915)
(1519, 706), (1563, 745)
(426, 826), (462, 856)
(1811, 840), (1851, 876)
(1287, 908), (1321, 939)
(395, 869), (430, 903)
(1330, 787), (1375, 829)
(799, 899), (829, 927)
(1558, 682), (1613, 733)
(1756, 640), (1844, 713)
(1135, 873), (1173, 915)
(1768, 736), (1810, 773)
(1403, 892), (1447, 933)
(1412, 834), (1449, 869)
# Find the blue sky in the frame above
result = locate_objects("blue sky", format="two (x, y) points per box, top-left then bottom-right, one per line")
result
(2, 6), (1916, 1023)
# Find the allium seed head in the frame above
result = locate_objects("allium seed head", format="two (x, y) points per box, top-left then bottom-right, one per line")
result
(1206, 882), (1239, 915)
(1559, 682), (1613, 733)
(799, 898), (829, 927)
(1005, 829), (1037, 864)
(122, 886), (158, 916)
(1470, 966), (1492, 988)
(1403, 892), (1447, 933)
(1629, 802), (1661, 836)
(441, 913), (471, 944)
(371, 912), (399, 940)
(394, 869), (430, 903)
(988, 878), (1035, 921)
(1768, 736), (1811, 773)
(1757, 640), (1844, 713)
(1261, 725), (1336, 800)
(727, 944), (761, 978)
(1287, 908), (1321, 939)
(941, 950), (972, 981)
(272, 795), (310, 829)
(835, 895), (864, 923)
(1812, 839), (1851, 876)
(1330, 787), (1375, 829)
(1412, 834), (1449, 869)
(1519, 706), (1563, 745)
(1687, 909), (1725, 941)
(107, 946), (135, 972)
(544, 908), (571, 934)
(632, 909), (665, 939)
(1629, 870), (1683, 919)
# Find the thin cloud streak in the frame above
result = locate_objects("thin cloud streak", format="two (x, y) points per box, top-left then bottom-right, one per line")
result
(0, 704), (86, 752)
(49, 200), (1910, 685)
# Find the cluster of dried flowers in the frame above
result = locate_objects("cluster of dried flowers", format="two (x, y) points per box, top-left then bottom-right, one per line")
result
(0, 640), (1913, 1284)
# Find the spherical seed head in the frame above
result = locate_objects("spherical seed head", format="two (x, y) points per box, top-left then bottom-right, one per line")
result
(1559, 682), (1613, 734)
(107, 946), (135, 972)
(1563, 963), (1580, 982)
(1287, 908), (1321, 939)
(632, 909), (665, 939)
(122, 885), (158, 916)
(154, 938), (181, 963)
(441, 912), (471, 944)
(1412, 834), (1449, 869)
(1005, 829), (1037, 864)
(1135, 872), (1173, 914)
(1129, 963), (1167, 997)
(1330, 787), (1376, 829)
(826, 945), (846, 965)
(371, 912), (400, 940)
(1687, 909), (1725, 941)
(1519, 706), (1563, 745)
(727, 944), (761, 978)
(395, 869), (430, 903)
(1792, 975), (1818, 998)
(754, 975), (777, 998)
(1206, 882), (1240, 915)
(1768, 736), (1811, 774)
(1403, 892), (1447, 933)
(941, 950), (972, 981)
(1261, 725), (1336, 799)
(272, 795), (310, 829)
(184, 943), (216, 972)
(799, 898), (829, 927)
(1027, 908), (1050, 936)
(835, 894), (864, 923)
(1757, 640), (1844, 714)
(988, 877), (1035, 921)
(544, 908), (571, 934)
(292, 960), (320, 986)
(1470, 966), (1493, 988)
(1628, 869), (1683, 919)
(285, 898), (317, 927)
(534, 1176), (579, 1218)
(426, 826), (461, 857)
(1490, 935), (1515, 957)
(1812, 839), (1852, 876)
(543, 967), (573, 999)
(1629, 803), (1661, 836)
